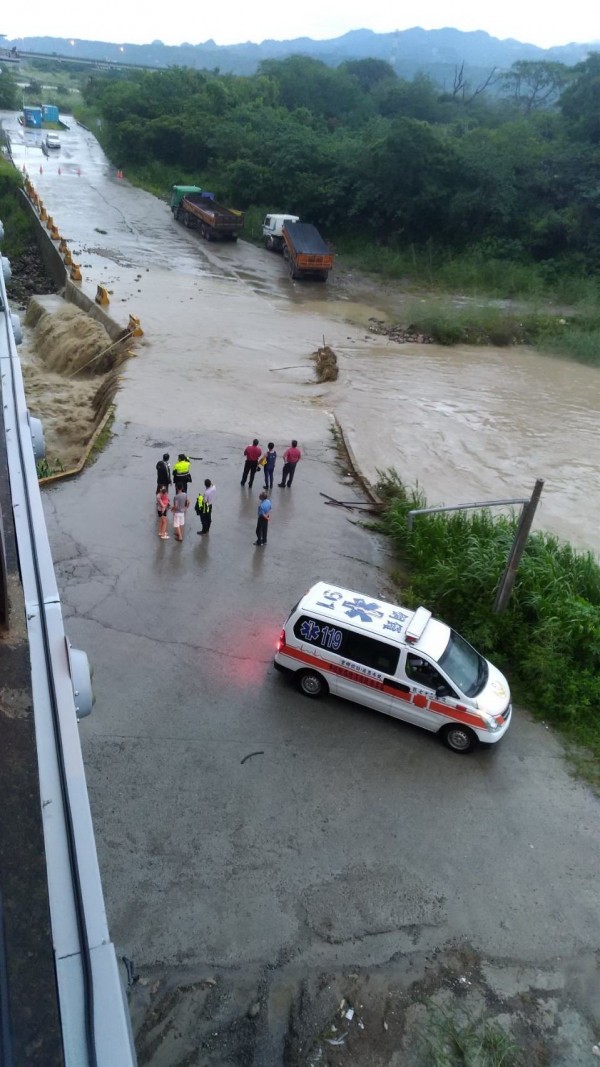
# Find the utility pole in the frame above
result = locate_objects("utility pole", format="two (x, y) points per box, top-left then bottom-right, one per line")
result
(493, 479), (544, 614)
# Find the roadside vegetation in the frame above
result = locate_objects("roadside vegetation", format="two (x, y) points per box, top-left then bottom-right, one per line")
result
(0, 159), (32, 257)
(377, 472), (600, 783)
(63, 53), (600, 362)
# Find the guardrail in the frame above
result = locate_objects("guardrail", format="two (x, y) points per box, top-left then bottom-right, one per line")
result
(0, 234), (136, 1064)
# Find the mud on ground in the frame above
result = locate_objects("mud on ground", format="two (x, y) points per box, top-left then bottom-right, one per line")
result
(128, 944), (600, 1066)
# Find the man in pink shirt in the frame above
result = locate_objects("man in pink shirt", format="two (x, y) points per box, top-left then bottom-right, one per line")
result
(241, 438), (262, 488)
(279, 439), (302, 487)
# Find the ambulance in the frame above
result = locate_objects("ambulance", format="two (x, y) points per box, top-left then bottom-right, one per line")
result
(274, 582), (512, 753)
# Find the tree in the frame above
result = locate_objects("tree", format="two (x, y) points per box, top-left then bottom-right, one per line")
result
(0, 67), (18, 109)
(500, 60), (572, 113)
(560, 54), (600, 142)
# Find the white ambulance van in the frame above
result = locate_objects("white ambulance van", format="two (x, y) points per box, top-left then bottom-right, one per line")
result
(274, 582), (512, 753)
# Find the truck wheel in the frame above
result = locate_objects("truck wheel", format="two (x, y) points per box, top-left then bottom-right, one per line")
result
(230, 234), (238, 242)
(440, 724), (477, 754)
(297, 670), (328, 699)
(288, 259), (298, 279)
(265, 236), (275, 251)
(183, 213), (191, 228)
(282, 246), (290, 261)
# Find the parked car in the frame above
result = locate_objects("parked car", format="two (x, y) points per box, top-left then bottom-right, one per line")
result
(45, 132), (61, 150)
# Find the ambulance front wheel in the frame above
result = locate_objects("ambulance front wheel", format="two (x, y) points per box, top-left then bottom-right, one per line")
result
(297, 669), (328, 699)
(440, 723), (477, 753)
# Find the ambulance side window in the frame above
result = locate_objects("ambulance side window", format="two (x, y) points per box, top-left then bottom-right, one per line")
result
(405, 653), (446, 691)
(345, 633), (399, 674)
(293, 616), (399, 674)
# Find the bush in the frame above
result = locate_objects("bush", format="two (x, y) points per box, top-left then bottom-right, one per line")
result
(0, 161), (33, 257)
(377, 470), (600, 772)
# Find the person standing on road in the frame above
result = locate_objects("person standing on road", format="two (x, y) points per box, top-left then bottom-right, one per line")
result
(156, 486), (170, 539)
(156, 453), (171, 493)
(173, 454), (192, 495)
(254, 491), (272, 547)
(263, 442), (277, 490)
(241, 439), (262, 488)
(195, 479), (216, 535)
(279, 440), (302, 487)
(171, 485), (190, 543)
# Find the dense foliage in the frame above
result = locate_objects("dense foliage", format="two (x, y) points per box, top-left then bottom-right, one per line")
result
(378, 473), (600, 771)
(0, 160), (32, 256)
(79, 55), (600, 275)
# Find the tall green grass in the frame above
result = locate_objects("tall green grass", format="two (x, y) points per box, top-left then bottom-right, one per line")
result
(392, 297), (600, 365)
(378, 472), (600, 774)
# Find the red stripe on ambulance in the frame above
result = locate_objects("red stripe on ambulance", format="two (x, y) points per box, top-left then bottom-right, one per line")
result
(280, 644), (486, 731)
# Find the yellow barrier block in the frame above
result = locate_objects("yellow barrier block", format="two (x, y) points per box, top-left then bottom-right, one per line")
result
(128, 314), (143, 337)
(50, 226), (60, 240)
(95, 285), (110, 306)
(40, 206), (47, 222)
(63, 249), (73, 266)
(46, 215), (54, 231)
(70, 263), (82, 282)
(59, 239), (68, 254)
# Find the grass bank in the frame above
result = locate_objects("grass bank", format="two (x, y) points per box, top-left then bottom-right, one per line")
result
(390, 297), (600, 365)
(377, 472), (600, 783)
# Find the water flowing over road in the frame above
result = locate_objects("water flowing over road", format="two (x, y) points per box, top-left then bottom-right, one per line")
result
(4, 110), (598, 552)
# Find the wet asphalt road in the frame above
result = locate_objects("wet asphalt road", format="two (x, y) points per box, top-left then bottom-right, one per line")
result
(4, 113), (600, 1062)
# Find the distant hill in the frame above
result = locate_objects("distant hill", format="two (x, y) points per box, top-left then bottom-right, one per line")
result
(5, 27), (599, 84)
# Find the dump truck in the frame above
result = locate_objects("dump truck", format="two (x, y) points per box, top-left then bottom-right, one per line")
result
(282, 222), (334, 281)
(171, 185), (244, 242)
(262, 213), (300, 251)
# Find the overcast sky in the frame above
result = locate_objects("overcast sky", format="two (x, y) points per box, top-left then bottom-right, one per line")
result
(2, 1), (598, 50)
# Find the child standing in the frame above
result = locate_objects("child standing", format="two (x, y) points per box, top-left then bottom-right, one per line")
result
(156, 487), (170, 539)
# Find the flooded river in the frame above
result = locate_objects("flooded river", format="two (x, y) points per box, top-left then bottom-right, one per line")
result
(3, 110), (599, 553)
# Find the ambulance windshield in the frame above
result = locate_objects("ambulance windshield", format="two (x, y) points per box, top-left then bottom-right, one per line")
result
(438, 630), (488, 697)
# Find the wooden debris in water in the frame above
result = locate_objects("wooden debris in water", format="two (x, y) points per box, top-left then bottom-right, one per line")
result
(311, 344), (339, 382)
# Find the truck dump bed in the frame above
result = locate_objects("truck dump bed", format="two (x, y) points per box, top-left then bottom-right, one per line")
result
(184, 194), (242, 229)
(282, 222), (334, 279)
(284, 222), (330, 256)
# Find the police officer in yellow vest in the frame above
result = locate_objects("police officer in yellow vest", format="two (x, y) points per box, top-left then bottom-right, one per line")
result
(195, 479), (216, 535)
(172, 454), (192, 494)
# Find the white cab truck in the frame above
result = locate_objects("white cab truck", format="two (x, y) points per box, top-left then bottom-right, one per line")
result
(262, 213), (300, 251)
(274, 582), (512, 753)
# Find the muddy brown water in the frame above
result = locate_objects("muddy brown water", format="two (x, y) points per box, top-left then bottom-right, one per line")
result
(21, 298), (127, 469)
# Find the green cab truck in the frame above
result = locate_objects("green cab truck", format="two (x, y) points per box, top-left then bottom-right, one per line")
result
(171, 185), (244, 242)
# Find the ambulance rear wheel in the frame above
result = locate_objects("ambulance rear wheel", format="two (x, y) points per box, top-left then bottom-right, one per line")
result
(440, 724), (477, 753)
(297, 670), (328, 699)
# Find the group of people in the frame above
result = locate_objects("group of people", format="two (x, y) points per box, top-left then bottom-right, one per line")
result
(155, 453), (215, 543)
(154, 438), (302, 547)
(241, 439), (302, 490)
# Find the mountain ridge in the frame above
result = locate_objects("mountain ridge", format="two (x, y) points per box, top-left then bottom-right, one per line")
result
(5, 26), (598, 81)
